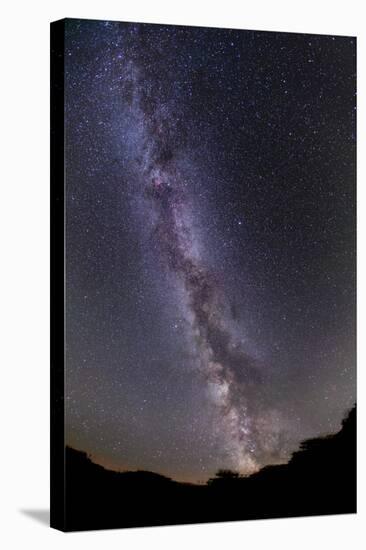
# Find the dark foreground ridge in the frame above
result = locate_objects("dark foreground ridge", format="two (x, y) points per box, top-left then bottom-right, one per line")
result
(64, 406), (356, 531)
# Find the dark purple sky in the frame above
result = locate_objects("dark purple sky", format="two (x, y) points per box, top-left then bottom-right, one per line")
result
(64, 19), (356, 482)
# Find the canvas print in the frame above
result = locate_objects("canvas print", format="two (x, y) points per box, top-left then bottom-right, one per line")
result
(50, 18), (356, 531)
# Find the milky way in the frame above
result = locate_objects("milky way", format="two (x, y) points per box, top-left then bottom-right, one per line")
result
(65, 19), (356, 481)
(126, 63), (285, 473)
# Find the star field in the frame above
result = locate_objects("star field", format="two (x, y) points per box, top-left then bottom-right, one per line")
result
(64, 19), (356, 482)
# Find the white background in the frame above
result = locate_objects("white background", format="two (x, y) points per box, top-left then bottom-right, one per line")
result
(0, 0), (364, 548)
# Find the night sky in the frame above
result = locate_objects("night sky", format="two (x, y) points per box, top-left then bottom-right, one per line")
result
(64, 19), (356, 483)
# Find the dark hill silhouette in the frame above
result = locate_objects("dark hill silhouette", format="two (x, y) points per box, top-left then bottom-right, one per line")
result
(64, 406), (356, 531)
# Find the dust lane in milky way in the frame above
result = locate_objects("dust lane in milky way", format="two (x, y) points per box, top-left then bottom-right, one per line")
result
(65, 19), (356, 482)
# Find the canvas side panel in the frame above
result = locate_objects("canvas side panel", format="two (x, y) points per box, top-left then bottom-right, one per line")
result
(50, 18), (66, 532)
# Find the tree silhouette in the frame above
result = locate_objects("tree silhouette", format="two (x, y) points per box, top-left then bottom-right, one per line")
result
(61, 406), (356, 531)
